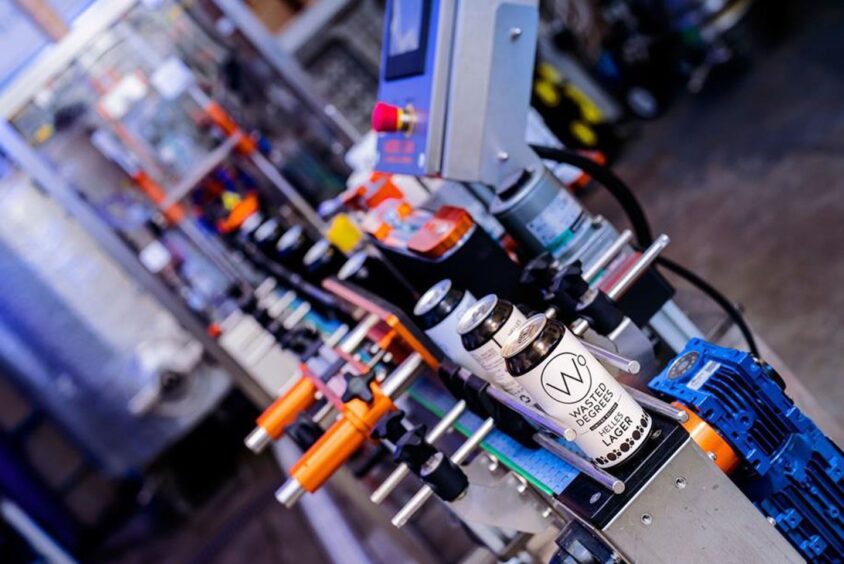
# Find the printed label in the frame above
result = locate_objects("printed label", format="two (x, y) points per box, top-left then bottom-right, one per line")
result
(687, 360), (721, 391)
(426, 292), (485, 375)
(516, 329), (651, 467)
(469, 308), (534, 405)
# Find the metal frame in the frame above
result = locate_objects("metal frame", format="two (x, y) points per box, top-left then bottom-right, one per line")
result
(209, 0), (359, 146)
(0, 0), (139, 119)
(0, 121), (271, 407)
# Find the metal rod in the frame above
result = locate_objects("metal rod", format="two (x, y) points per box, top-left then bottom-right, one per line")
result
(534, 432), (625, 494)
(607, 234), (671, 301)
(339, 314), (380, 354)
(283, 302), (312, 330)
(581, 341), (640, 374)
(381, 353), (424, 399)
(481, 378), (577, 441)
(371, 401), (467, 504)
(572, 234), (671, 337)
(392, 418), (496, 528)
(622, 385), (689, 423)
(583, 230), (633, 283)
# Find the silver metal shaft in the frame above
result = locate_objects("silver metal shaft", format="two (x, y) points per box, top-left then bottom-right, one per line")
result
(572, 233), (671, 337)
(581, 341), (640, 374)
(380, 353), (424, 399)
(583, 229), (633, 283)
(622, 385), (689, 423)
(480, 377), (577, 441)
(392, 418), (496, 528)
(534, 432), (625, 494)
(370, 400), (467, 504)
(607, 234), (671, 301)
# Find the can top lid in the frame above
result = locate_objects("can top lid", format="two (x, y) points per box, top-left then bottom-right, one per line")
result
(240, 212), (263, 235)
(303, 238), (331, 266)
(277, 225), (304, 251)
(457, 294), (498, 335)
(501, 313), (547, 359)
(254, 217), (279, 242)
(413, 279), (452, 317)
(338, 250), (368, 280)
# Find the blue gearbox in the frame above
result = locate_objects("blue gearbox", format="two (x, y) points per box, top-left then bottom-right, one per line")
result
(649, 339), (843, 562)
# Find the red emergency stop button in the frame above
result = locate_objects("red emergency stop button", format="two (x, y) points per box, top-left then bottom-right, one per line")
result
(371, 102), (413, 133)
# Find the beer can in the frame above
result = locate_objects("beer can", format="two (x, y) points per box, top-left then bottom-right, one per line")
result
(414, 280), (484, 375)
(338, 251), (417, 312)
(502, 314), (651, 467)
(302, 239), (345, 282)
(457, 295), (535, 405)
(276, 225), (313, 271)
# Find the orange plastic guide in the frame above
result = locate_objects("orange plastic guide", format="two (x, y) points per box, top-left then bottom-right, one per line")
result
(290, 382), (396, 493)
(257, 377), (318, 440)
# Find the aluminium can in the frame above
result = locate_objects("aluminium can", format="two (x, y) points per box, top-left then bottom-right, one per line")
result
(502, 314), (651, 468)
(414, 280), (484, 375)
(457, 295), (535, 405)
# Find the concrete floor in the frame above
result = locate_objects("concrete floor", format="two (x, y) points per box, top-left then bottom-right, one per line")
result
(585, 0), (844, 432)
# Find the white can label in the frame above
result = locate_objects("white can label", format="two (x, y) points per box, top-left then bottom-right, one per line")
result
(468, 308), (535, 405)
(516, 329), (651, 467)
(425, 292), (486, 376)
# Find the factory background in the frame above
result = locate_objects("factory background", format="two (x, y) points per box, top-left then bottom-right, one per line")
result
(0, 0), (841, 562)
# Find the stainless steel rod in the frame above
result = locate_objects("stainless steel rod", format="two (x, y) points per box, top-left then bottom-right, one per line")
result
(583, 230), (633, 283)
(370, 401), (467, 504)
(534, 432), (625, 494)
(392, 418), (495, 528)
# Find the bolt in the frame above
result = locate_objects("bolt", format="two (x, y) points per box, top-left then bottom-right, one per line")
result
(707, 451), (718, 462)
(509, 27), (522, 40)
(674, 476), (687, 489)
(589, 492), (602, 505)
(767, 516), (777, 526)
(641, 513), (653, 526)
(497, 151), (509, 161)
(541, 507), (552, 519)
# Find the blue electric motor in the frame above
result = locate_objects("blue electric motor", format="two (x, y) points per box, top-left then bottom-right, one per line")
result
(649, 339), (843, 562)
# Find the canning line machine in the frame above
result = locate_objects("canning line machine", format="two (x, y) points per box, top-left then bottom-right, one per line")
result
(240, 1), (842, 562)
(0, 0), (840, 561)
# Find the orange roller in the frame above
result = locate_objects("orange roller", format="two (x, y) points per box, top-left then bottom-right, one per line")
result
(674, 402), (740, 474)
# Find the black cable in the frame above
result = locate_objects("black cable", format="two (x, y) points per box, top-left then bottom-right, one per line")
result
(653, 254), (760, 357)
(531, 143), (760, 355)
(530, 143), (654, 247)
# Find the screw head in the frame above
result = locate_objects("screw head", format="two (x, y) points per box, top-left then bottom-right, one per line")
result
(674, 476), (687, 489)
(641, 513), (653, 526)
(509, 27), (522, 40)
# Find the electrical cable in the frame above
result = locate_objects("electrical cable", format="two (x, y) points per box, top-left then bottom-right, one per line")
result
(651, 254), (760, 357)
(530, 143), (760, 356)
(530, 143), (654, 247)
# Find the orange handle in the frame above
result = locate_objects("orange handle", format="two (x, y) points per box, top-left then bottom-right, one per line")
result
(291, 387), (395, 492)
(257, 378), (317, 440)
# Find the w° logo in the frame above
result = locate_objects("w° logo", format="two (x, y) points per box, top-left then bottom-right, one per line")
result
(540, 353), (592, 404)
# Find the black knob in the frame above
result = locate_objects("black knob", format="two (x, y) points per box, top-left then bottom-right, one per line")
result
(372, 410), (407, 442)
(419, 452), (469, 502)
(288, 414), (324, 451)
(341, 371), (376, 404)
(393, 425), (436, 473)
